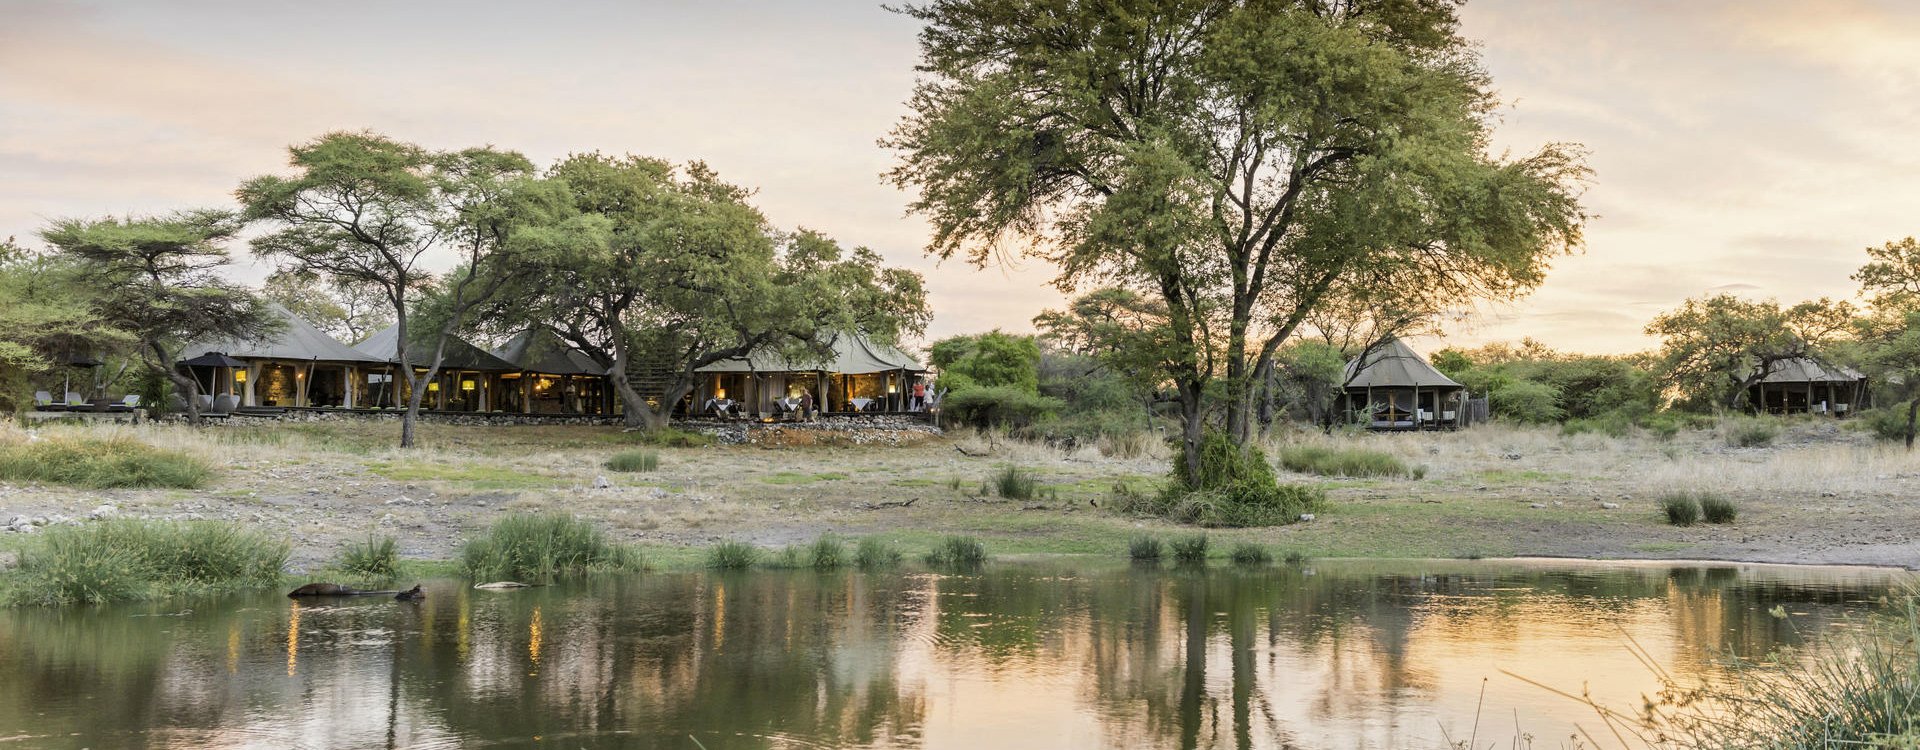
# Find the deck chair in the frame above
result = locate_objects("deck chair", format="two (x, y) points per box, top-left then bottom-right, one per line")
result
(108, 395), (140, 412)
(64, 392), (86, 408)
(211, 394), (239, 414)
(34, 391), (60, 411)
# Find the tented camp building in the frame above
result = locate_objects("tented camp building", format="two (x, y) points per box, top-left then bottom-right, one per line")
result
(1747, 357), (1869, 417)
(690, 333), (927, 417)
(351, 326), (523, 412)
(490, 330), (618, 416)
(178, 304), (387, 409)
(1338, 338), (1466, 430)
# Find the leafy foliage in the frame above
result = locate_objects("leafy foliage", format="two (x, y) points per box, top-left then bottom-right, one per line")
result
(1646, 294), (1855, 410)
(5, 520), (288, 606)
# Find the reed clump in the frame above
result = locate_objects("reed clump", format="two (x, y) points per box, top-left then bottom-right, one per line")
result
(4, 519), (288, 606)
(1229, 542), (1272, 565)
(1128, 535), (1164, 561)
(925, 535), (987, 568)
(337, 533), (400, 580)
(459, 514), (636, 582)
(1171, 534), (1209, 565)
(604, 450), (659, 473)
(707, 540), (760, 570)
(854, 537), (902, 569)
(1278, 444), (1423, 479)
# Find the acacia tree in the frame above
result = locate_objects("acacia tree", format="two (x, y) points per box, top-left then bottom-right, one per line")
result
(495, 154), (929, 430)
(1645, 294), (1856, 411)
(239, 132), (563, 447)
(262, 268), (392, 344)
(1854, 237), (1920, 447)
(887, 0), (1588, 480)
(39, 211), (276, 424)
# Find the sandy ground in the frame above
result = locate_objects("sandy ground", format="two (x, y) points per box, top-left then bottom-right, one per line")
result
(3, 417), (1919, 572)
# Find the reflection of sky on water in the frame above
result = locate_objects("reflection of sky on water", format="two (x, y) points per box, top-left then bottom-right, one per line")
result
(0, 560), (1903, 749)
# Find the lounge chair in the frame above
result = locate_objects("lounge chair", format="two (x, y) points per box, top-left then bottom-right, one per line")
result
(107, 395), (140, 413)
(34, 391), (60, 411)
(63, 392), (86, 409)
(212, 394), (239, 414)
(197, 394), (215, 412)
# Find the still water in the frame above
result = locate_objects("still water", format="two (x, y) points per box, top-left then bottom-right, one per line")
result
(0, 559), (1904, 749)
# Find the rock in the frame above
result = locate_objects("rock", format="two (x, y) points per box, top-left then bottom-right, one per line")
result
(1819, 491), (1838, 498)
(386, 496), (414, 505)
(1474, 485), (1490, 492)
(12, 524), (36, 534)
(593, 476), (613, 489)
(88, 504), (116, 519)
(379, 513), (396, 527)
(1298, 513), (1316, 522)
(1600, 502), (1621, 510)
(1529, 503), (1547, 509)
(1502, 453), (1524, 461)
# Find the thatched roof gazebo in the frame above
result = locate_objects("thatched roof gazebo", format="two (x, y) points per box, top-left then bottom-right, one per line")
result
(1338, 337), (1465, 430)
(1749, 357), (1869, 417)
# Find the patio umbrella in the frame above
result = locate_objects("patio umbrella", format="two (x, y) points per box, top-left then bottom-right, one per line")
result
(179, 352), (248, 396)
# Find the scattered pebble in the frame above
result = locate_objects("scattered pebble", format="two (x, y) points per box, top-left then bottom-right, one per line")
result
(1600, 502), (1621, 510)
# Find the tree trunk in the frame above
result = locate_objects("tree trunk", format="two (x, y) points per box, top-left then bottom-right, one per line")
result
(1177, 376), (1205, 484)
(609, 329), (650, 430)
(1905, 397), (1917, 451)
(149, 342), (202, 425)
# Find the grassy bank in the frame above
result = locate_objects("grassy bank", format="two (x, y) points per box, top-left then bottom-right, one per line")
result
(0, 432), (213, 489)
(2, 519), (287, 606)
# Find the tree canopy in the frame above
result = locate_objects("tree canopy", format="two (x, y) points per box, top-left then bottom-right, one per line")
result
(1646, 294), (1856, 410)
(888, 0), (1588, 480)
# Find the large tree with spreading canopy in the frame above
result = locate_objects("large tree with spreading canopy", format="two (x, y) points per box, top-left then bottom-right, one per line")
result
(886, 0), (1588, 480)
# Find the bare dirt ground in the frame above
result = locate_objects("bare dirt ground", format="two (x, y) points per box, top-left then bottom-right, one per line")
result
(3, 416), (1919, 571)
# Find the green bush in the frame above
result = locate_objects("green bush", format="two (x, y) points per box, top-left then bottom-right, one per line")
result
(1722, 417), (1780, 448)
(604, 450), (659, 473)
(808, 535), (846, 569)
(459, 514), (636, 582)
(1859, 406), (1912, 442)
(941, 386), (1063, 429)
(5, 519), (288, 606)
(1127, 535), (1163, 561)
(707, 541), (760, 570)
(622, 427), (713, 448)
(0, 435), (213, 489)
(338, 533), (399, 580)
(1641, 414), (1684, 441)
(1278, 445), (1419, 478)
(925, 535), (986, 568)
(1170, 534), (1209, 565)
(1228, 542), (1272, 565)
(1699, 495), (1738, 524)
(1660, 494), (1702, 527)
(854, 537), (902, 569)
(990, 464), (1040, 500)
(1487, 380), (1565, 424)
(1137, 434), (1325, 527)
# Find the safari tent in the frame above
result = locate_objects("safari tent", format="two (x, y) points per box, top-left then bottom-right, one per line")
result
(1748, 357), (1869, 417)
(1338, 337), (1466, 430)
(692, 333), (926, 417)
(178, 304), (386, 409)
(490, 330), (618, 415)
(351, 326), (522, 412)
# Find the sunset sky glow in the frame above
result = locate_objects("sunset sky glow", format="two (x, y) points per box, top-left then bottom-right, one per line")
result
(5, 0), (1918, 353)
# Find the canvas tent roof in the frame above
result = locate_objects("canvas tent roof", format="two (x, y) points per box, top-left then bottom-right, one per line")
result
(183, 304), (384, 365)
(491, 330), (608, 376)
(1342, 337), (1462, 390)
(1758, 357), (1866, 384)
(352, 326), (521, 372)
(695, 333), (923, 375)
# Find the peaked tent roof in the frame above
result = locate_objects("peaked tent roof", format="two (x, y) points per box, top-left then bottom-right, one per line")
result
(491, 330), (608, 376)
(1757, 357), (1866, 384)
(696, 332), (923, 374)
(352, 326), (521, 372)
(1342, 337), (1462, 390)
(183, 304), (385, 364)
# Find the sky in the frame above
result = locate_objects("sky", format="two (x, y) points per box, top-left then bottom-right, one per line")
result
(4, 0), (1919, 355)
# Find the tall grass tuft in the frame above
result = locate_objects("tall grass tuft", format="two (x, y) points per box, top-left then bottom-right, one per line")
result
(808, 535), (846, 569)
(989, 464), (1040, 500)
(1282, 550), (1309, 565)
(1128, 535), (1164, 561)
(1700, 494), (1739, 524)
(1171, 534), (1209, 565)
(1229, 542), (1272, 565)
(1660, 493), (1702, 527)
(0, 435), (213, 489)
(604, 450), (659, 473)
(924, 535), (987, 568)
(707, 541), (760, 570)
(854, 537), (902, 569)
(4, 519), (288, 606)
(338, 533), (399, 580)
(1278, 445), (1420, 479)
(459, 514), (636, 582)
(1722, 417), (1781, 448)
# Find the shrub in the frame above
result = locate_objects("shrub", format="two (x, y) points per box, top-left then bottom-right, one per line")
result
(1170, 534), (1209, 565)
(1128, 535), (1163, 561)
(623, 427), (713, 448)
(1642, 414), (1684, 441)
(925, 535), (987, 568)
(1148, 434), (1325, 527)
(338, 533), (399, 580)
(5, 519), (288, 606)
(460, 514), (635, 582)
(940, 386), (1064, 430)
(1282, 550), (1309, 565)
(707, 541), (760, 570)
(604, 450), (659, 473)
(1487, 379), (1565, 424)
(1660, 494), (1702, 527)
(1859, 406), (1912, 443)
(1228, 542), (1271, 565)
(808, 535), (846, 569)
(0, 435), (213, 489)
(1722, 417), (1780, 448)
(1278, 445), (1418, 478)
(1699, 495), (1739, 524)
(990, 464), (1040, 500)
(854, 537), (902, 569)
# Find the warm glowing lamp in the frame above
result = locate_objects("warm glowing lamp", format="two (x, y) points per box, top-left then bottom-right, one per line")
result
(716, 387), (728, 399)
(233, 370), (247, 383)
(461, 380), (475, 391)
(428, 382), (441, 392)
